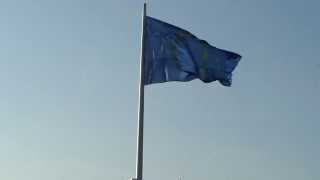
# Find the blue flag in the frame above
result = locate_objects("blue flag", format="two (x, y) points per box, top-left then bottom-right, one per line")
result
(144, 16), (241, 86)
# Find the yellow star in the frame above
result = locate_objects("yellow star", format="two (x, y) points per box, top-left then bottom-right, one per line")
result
(202, 48), (209, 61)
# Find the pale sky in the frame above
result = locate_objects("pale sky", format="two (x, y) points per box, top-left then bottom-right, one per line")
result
(0, 0), (319, 180)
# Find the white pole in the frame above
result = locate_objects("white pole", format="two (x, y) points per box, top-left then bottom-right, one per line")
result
(134, 3), (147, 180)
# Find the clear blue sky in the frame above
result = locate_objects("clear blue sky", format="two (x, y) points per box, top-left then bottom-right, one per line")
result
(0, 0), (319, 180)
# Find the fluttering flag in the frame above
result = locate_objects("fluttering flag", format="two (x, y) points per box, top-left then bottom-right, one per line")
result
(144, 16), (241, 86)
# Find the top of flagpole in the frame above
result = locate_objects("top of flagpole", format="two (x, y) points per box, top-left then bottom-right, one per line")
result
(144, 1), (147, 16)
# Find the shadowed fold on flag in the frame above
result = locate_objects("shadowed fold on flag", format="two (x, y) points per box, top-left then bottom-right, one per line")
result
(144, 16), (241, 86)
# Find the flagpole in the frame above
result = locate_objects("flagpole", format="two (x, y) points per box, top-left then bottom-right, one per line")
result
(134, 3), (147, 180)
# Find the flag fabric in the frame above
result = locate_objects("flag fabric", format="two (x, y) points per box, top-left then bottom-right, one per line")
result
(144, 16), (241, 86)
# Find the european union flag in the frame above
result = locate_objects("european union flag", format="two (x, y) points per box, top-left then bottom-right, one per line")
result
(144, 16), (241, 86)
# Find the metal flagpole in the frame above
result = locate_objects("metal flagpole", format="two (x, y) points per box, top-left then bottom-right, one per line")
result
(133, 3), (146, 180)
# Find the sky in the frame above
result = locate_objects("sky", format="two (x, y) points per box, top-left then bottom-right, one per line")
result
(0, 0), (319, 180)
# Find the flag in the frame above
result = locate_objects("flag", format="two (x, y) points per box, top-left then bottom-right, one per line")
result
(144, 16), (241, 86)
